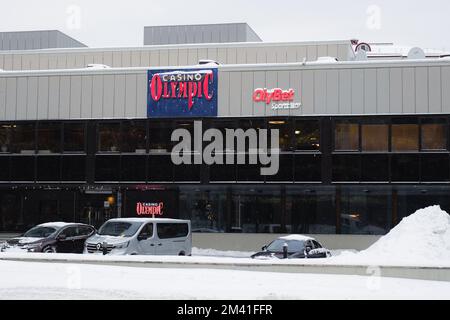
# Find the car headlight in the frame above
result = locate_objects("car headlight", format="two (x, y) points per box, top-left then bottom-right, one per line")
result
(23, 243), (42, 252)
(114, 241), (129, 249)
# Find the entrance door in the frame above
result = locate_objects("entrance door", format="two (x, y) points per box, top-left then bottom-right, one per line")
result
(136, 223), (155, 255)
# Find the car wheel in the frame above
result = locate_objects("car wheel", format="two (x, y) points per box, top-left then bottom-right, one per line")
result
(178, 251), (185, 256)
(42, 246), (56, 253)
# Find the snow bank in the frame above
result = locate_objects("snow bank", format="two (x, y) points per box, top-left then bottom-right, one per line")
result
(192, 247), (254, 258)
(335, 205), (450, 265)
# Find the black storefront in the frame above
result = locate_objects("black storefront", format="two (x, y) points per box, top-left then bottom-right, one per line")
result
(1, 115), (450, 234)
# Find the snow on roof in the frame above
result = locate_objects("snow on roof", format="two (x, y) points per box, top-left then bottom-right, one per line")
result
(278, 234), (314, 241)
(37, 222), (72, 228)
(367, 44), (449, 57)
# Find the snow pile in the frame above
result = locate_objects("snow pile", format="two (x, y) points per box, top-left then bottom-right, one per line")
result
(355, 205), (450, 264)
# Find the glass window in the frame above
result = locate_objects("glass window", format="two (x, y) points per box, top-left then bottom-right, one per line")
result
(148, 155), (173, 182)
(98, 221), (142, 237)
(121, 155), (147, 182)
(0, 156), (9, 181)
(237, 163), (264, 182)
(361, 155), (389, 181)
(174, 163), (201, 182)
(391, 124), (419, 151)
(209, 164), (236, 182)
(391, 154), (419, 181)
(64, 123), (85, 152)
(361, 124), (388, 152)
(231, 188), (281, 233)
(61, 156), (86, 181)
(36, 156), (60, 181)
(268, 119), (291, 151)
(98, 123), (121, 152)
(332, 155), (360, 181)
(421, 123), (446, 151)
(78, 226), (94, 236)
(149, 121), (173, 152)
(95, 155), (120, 181)
(294, 120), (320, 151)
(157, 223), (189, 239)
(266, 155), (293, 182)
(10, 156), (34, 181)
(11, 123), (35, 154)
(335, 122), (359, 151)
(122, 121), (147, 153)
(0, 124), (13, 153)
(37, 123), (61, 153)
(293, 155), (321, 182)
(286, 187), (336, 234)
(421, 154), (449, 181)
(139, 223), (154, 237)
(60, 227), (78, 238)
(340, 187), (391, 235)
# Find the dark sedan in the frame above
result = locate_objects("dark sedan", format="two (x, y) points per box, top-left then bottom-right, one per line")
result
(0, 222), (95, 253)
(251, 235), (331, 259)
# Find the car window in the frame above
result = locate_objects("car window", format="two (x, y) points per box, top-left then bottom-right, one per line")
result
(139, 223), (153, 237)
(157, 223), (188, 239)
(266, 239), (305, 252)
(78, 226), (93, 236)
(60, 226), (77, 238)
(312, 240), (322, 249)
(23, 226), (57, 238)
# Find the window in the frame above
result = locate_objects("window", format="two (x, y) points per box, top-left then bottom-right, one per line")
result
(294, 155), (321, 182)
(148, 155), (173, 181)
(122, 121), (147, 153)
(157, 223), (189, 239)
(421, 154), (449, 181)
(332, 155), (360, 181)
(391, 154), (419, 181)
(421, 121), (446, 150)
(95, 155), (120, 181)
(78, 226), (94, 236)
(0, 157), (9, 181)
(0, 124), (13, 153)
(266, 154), (293, 182)
(36, 156), (60, 181)
(37, 123), (61, 153)
(174, 163), (201, 182)
(10, 156), (34, 181)
(294, 121), (320, 151)
(209, 163), (236, 182)
(61, 156), (86, 181)
(98, 123), (121, 152)
(335, 122), (359, 151)
(268, 120), (291, 151)
(60, 227), (78, 238)
(64, 123), (85, 152)
(361, 124), (388, 152)
(361, 155), (389, 181)
(391, 124), (419, 151)
(139, 223), (153, 238)
(121, 155), (147, 182)
(237, 163), (264, 182)
(11, 123), (35, 154)
(149, 121), (173, 152)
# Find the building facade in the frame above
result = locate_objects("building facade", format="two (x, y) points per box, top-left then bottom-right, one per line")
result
(1, 28), (450, 236)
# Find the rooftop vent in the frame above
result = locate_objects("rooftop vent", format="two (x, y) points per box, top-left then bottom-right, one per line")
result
(407, 47), (426, 60)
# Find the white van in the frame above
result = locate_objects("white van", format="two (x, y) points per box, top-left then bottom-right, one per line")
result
(84, 218), (192, 256)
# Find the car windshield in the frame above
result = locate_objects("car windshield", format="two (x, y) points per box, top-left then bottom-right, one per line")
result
(23, 226), (58, 238)
(97, 221), (142, 237)
(266, 239), (306, 252)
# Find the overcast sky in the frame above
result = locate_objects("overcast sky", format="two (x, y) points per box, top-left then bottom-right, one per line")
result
(1, 0), (449, 51)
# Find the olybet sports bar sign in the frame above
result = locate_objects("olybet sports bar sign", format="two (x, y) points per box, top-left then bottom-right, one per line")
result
(148, 68), (218, 117)
(253, 88), (301, 110)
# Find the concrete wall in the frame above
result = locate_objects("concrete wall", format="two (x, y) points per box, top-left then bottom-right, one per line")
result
(0, 41), (352, 71)
(144, 23), (262, 45)
(192, 233), (381, 251)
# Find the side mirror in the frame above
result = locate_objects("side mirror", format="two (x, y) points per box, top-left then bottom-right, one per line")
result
(261, 245), (268, 251)
(137, 233), (149, 241)
(305, 246), (312, 254)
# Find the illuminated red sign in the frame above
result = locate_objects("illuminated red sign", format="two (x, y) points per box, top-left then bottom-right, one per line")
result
(252, 88), (295, 104)
(136, 202), (164, 216)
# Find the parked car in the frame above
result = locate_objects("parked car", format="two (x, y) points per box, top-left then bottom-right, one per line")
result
(0, 222), (96, 253)
(84, 218), (192, 256)
(251, 234), (331, 259)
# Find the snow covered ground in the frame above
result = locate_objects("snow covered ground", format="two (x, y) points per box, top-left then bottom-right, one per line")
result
(0, 260), (449, 300)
